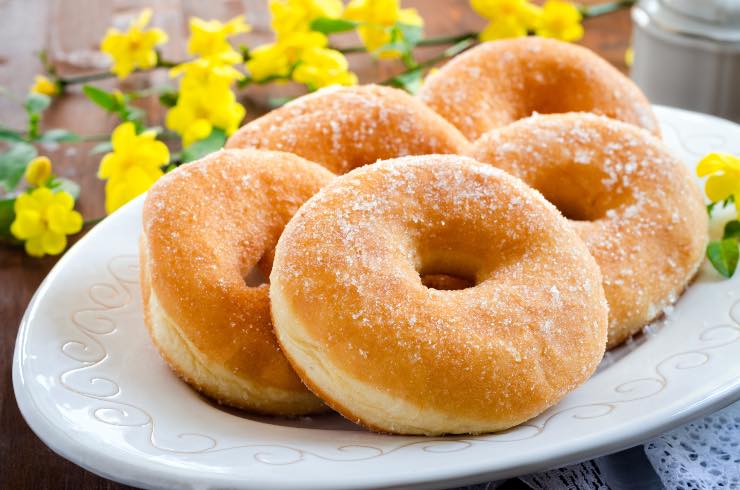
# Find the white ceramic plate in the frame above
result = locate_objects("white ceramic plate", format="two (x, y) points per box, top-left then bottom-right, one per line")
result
(13, 106), (740, 490)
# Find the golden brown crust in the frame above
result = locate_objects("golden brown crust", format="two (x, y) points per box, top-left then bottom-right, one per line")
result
(468, 113), (708, 348)
(270, 155), (609, 435)
(418, 38), (659, 141)
(225, 85), (470, 174)
(140, 149), (335, 415)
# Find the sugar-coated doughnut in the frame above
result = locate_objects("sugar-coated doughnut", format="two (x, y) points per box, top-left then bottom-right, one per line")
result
(469, 113), (708, 348)
(270, 155), (608, 435)
(418, 38), (659, 141)
(140, 149), (334, 415)
(225, 85), (470, 174)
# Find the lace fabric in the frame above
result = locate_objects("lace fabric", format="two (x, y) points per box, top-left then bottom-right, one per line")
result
(451, 401), (740, 490)
(644, 401), (740, 490)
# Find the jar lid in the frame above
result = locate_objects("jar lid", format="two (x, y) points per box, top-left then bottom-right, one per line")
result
(638, 0), (740, 43)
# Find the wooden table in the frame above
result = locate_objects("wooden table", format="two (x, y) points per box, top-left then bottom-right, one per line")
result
(0, 1), (631, 487)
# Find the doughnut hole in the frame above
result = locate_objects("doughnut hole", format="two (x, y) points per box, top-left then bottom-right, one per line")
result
(417, 252), (479, 291)
(530, 163), (634, 222)
(411, 220), (519, 291)
(420, 273), (474, 291)
(240, 246), (275, 287)
(243, 263), (270, 287)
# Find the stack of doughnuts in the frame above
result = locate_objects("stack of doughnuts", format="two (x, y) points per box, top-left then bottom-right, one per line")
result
(140, 37), (707, 435)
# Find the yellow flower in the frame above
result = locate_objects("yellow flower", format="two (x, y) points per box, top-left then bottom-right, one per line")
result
(625, 46), (634, 67)
(187, 16), (250, 58)
(98, 122), (169, 213)
(344, 0), (423, 58)
(246, 31), (328, 81)
(171, 51), (245, 92)
(480, 15), (531, 40)
(245, 43), (292, 81)
(166, 85), (245, 147)
(697, 153), (740, 216)
(30, 75), (58, 97)
(10, 187), (82, 257)
(535, 0), (583, 42)
(25, 156), (52, 187)
(270, 0), (343, 40)
(293, 47), (358, 89)
(471, 0), (542, 41)
(100, 8), (168, 79)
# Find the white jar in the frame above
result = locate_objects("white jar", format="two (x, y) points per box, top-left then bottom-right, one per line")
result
(631, 0), (740, 122)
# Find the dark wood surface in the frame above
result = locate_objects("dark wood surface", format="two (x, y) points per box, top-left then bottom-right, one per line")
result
(0, 1), (631, 488)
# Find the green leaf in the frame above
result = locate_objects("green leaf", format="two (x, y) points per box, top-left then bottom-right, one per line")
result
(181, 128), (227, 163)
(0, 142), (38, 191)
(121, 105), (146, 125)
(397, 23), (423, 47)
(707, 202), (716, 216)
(389, 68), (424, 94)
(239, 44), (250, 61)
(90, 141), (113, 155)
(83, 85), (119, 112)
(723, 220), (740, 240)
(48, 177), (80, 200)
(707, 238), (739, 278)
(0, 196), (17, 240)
(39, 128), (81, 143)
(309, 17), (358, 34)
(84, 85), (145, 126)
(0, 127), (24, 142)
(24, 93), (51, 114)
(158, 89), (179, 108)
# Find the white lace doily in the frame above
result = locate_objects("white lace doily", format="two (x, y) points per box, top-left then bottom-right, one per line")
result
(452, 401), (740, 490)
(644, 401), (740, 489)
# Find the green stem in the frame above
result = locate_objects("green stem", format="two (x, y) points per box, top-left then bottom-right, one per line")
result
(83, 216), (104, 226)
(58, 70), (116, 86)
(57, 58), (180, 87)
(417, 31), (477, 47)
(337, 31), (477, 54)
(381, 37), (476, 86)
(337, 45), (367, 54)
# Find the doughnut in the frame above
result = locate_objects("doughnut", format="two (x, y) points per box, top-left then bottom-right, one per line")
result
(468, 113), (707, 348)
(140, 149), (334, 415)
(225, 84), (470, 174)
(270, 154), (609, 435)
(418, 37), (659, 141)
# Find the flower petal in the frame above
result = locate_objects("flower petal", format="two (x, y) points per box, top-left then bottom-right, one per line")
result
(51, 190), (75, 210)
(98, 152), (119, 180)
(111, 122), (137, 151)
(697, 152), (740, 177)
(30, 187), (54, 207)
(10, 209), (44, 240)
(705, 174), (739, 203)
(41, 230), (67, 255)
(24, 236), (46, 257)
